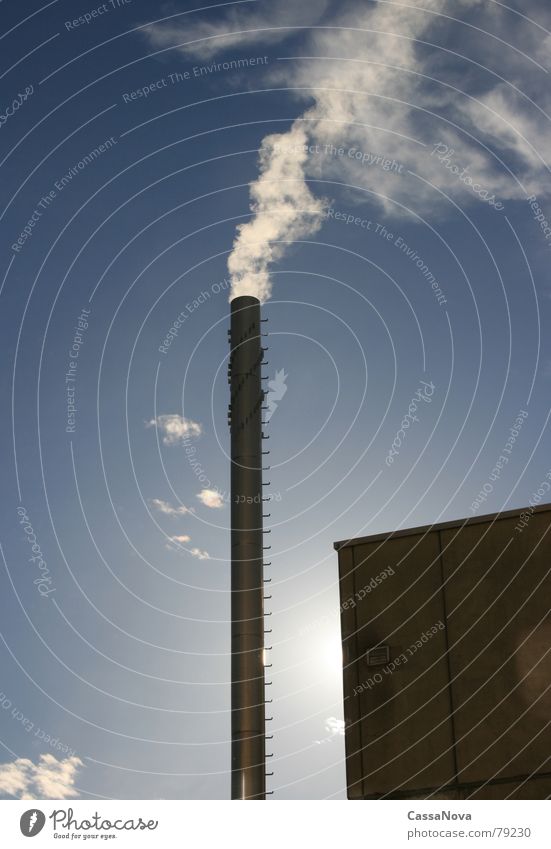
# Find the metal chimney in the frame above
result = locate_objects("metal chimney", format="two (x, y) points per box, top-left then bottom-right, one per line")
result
(228, 295), (268, 799)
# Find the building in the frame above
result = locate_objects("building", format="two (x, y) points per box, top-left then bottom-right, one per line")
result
(334, 504), (551, 799)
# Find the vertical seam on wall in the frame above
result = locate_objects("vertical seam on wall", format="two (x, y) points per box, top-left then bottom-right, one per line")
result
(350, 544), (367, 798)
(438, 529), (460, 788)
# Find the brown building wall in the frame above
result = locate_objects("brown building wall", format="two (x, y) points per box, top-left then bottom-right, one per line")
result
(335, 505), (551, 799)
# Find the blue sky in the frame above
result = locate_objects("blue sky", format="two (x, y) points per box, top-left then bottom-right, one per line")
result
(0, 0), (550, 799)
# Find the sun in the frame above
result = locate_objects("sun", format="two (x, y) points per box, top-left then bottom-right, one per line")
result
(320, 634), (343, 675)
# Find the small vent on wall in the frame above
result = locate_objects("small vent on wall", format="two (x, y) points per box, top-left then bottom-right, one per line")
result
(366, 645), (390, 666)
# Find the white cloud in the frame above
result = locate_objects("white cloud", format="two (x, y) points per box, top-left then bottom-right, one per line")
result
(146, 414), (202, 445)
(197, 489), (225, 509)
(325, 716), (345, 737)
(190, 547), (210, 560)
(150, 498), (193, 517)
(0, 754), (82, 800)
(315, 716), (345, 744)
(165, 534), (192, 552)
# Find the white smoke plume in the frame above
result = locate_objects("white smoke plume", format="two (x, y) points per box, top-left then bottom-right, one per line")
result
(227, 122), (326, 301)
(142, 0), (551, 300)
(223, 0), (468, 301)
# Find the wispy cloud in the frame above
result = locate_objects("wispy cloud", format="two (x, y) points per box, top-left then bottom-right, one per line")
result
(282, 0), (547, 215)
(165, 537), (209, 559)
(146, 414), (202, 445)
(197, 489), (225, 509)
(141, 0), (330, 60)
(165, 533), (192, 552)
(0, 754), (82, 800)
(150, 498), (193, 517)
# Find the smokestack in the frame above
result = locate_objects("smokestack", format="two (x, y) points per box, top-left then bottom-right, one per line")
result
(228, 295), (267, 800)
